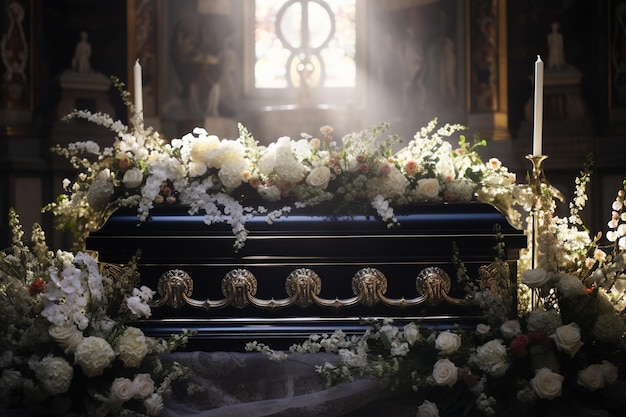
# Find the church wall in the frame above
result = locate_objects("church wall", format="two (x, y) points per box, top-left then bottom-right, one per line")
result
(0, 0), (624, 249)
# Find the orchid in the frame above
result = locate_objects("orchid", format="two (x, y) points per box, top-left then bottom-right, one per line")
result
(0, 209), (194, 416)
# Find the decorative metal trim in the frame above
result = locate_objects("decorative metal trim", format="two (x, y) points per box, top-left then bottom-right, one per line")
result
(151, 264), (495, 311)
(285, 268), (321, 308)
(152, 269), (193, 309)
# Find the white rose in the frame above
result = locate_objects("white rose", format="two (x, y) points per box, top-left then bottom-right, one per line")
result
(601, 360), (619, 384)
(74, 336), (115, 377)
(403, 322), (420, 346)
(500, 319), (522, 339)
(434, 330), (461, 355)
(117, 327), (148, 368)
(551, 322), (583, 357)
(416, 400), (439, 417)
(577, 364), (605, 391)
(110, 377), (135, 403)
(133, 373), (155, 399)
(417, 178), (441, 200)
(432, 358), (458, 387)
(476, 324), (491, 335)
(306, 166), (331, 189)
(48, 322), (84, 354)
(530, 368), (564, 400)
(144, 393), (165, 416)
(122, 167), (143, 189)
(522, 268), (552, 288)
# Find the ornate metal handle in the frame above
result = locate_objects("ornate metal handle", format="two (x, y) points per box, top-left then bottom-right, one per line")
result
(151, 265), (481, 311)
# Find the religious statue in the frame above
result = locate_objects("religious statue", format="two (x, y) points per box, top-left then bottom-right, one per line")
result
(547, 22), (565, 70)
(72, 31), (92, 73)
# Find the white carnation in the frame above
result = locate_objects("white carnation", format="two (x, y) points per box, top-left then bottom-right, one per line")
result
(117, 326), (149, 368)
(126, 294), (152, 318)
(32, 355), (73, 395)
(74, 336), (115, 377)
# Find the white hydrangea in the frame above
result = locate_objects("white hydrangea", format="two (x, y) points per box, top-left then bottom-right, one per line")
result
(470, 339), (509, 377)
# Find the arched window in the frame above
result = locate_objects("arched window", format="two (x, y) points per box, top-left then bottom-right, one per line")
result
(248, 0), (360, 104)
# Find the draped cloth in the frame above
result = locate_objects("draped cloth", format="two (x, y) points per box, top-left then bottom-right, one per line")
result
(162, 351), (416, 417)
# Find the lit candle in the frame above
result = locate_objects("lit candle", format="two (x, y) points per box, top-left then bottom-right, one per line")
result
(134, 59), (143, 117)
(533, 55), (544, 156)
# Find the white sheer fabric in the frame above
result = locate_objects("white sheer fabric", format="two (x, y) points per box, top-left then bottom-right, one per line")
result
(162, 351), (414, 417)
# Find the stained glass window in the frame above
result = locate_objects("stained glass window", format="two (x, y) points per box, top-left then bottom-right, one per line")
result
(254, 0), (356, 90)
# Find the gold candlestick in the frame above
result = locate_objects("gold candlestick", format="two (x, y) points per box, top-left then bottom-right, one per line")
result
(526, 154), (548, 272)
(525, 154), (563, 310)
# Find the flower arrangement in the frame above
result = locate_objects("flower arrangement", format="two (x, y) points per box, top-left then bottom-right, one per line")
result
(44, 98), (522, 251)
(0, 209), (195, 416)
(13, 84), (624, 416)
(247, 171), (626, 417)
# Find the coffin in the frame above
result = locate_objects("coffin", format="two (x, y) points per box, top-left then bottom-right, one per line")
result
(87, 203), (527, 350)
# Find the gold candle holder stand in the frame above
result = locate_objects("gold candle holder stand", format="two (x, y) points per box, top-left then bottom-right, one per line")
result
(525, 154), (564, 309)
(526, 154), (548, 310)
(526, 154), (548, 270)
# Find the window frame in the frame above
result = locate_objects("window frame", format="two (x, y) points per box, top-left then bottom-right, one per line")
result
(243, 0), (366, 106)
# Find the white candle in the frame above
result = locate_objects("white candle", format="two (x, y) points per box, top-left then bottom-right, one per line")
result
(533, 55), (544, 156)
(134, 59), (143, 117)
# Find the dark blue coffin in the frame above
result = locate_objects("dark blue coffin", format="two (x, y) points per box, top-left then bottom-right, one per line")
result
(87, 203), (526, 350)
